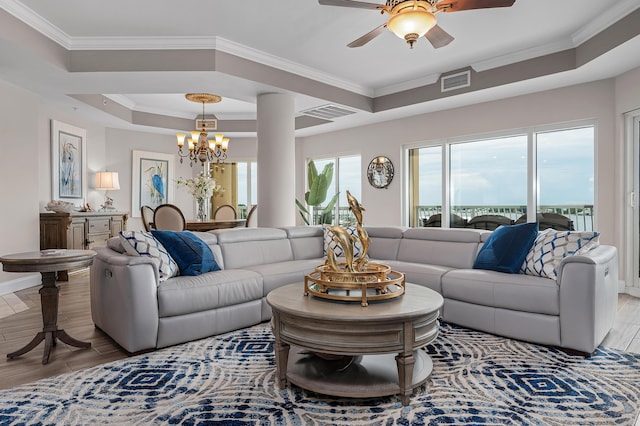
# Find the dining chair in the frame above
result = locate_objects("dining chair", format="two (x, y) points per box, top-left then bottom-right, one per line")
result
(214, 204), (237, 220)
(245, 204), (258, 227)
(140, 205), (155, 232)
(153, 204), (186, 231)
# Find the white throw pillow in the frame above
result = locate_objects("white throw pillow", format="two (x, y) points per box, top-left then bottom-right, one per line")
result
(323, 225), (364, 258)
(119, 231), (179, 282)
(521, 230), (600, 280)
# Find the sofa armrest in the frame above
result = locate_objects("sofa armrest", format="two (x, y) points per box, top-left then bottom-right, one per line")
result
(90, 246), (160, 352)
(558, 245), (618, 354)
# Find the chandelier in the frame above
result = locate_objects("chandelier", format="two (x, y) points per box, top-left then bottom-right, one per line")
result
(176, 93), (230, 166)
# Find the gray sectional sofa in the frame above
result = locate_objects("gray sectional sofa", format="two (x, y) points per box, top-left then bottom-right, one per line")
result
(90, 226), (618, 355)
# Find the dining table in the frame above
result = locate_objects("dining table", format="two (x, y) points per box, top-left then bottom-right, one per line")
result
(185, 218), (246, 231)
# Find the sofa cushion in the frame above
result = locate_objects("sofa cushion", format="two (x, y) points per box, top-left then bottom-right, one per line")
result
(397, 228), (481, 269)
(323, 225), (364, 258)
(521, 230), (600, 280)
(473, 222), (538, 274)
(246, 259), (323, 296)
(157, 269), (262, 317)
(381, 260), (453, 294)
(119, 230), (179, 281)
(151, 230), (221, 276)
(215, 228), (293, 269)
(280, 226), (324, 260)
(366, 226), (405, 260)
(442, 269), (560, 316)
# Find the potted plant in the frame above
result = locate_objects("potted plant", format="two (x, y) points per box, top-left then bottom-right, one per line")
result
(296, 160), (339, 225)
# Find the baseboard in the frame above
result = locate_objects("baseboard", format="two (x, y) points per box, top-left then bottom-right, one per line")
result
(0, 271), (40, 296)
(626, 286), (640, 298)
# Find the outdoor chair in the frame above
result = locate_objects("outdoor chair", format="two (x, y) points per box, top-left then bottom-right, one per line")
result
(422, 213), (467, 228)
(515, 213), (574, 231)
(466, 214), (513, 231)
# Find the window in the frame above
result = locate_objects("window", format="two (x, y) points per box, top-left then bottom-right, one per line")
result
(450, 135), (527, 226)
(536, 126), (594, 231)
(408, 146), (442, 227)
(408, 123), (595, 231)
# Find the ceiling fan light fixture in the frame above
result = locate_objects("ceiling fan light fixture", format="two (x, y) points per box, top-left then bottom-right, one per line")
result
(387, 4), (436, 48)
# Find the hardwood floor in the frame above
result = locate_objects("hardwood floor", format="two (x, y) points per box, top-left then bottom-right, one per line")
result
(1, 269), (639, 391)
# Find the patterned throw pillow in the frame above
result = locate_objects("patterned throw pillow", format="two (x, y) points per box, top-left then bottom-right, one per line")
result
(119, 231), (179, 282)
(521, 230), (600, 280)
(323, 225), (364, 258)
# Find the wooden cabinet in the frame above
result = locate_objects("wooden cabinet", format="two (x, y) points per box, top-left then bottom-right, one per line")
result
(40, 211), (128, 279)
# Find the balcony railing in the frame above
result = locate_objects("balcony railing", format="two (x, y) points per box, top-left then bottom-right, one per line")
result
(414, 205), (594, 231)
(311, 204), (594, 231)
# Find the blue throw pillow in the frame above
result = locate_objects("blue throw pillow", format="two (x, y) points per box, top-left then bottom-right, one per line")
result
(473, 222), (539, 274)
(151, 230), (221, 276)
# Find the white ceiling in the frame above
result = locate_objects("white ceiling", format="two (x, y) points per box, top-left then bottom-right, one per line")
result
(1, 0), (640, 137)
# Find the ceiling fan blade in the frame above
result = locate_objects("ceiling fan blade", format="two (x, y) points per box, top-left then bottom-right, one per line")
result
(318, 0), (383, 10)
(436, 0), (515, 12)
(424, 24), (454, 49)
(347, 23), (387, 48)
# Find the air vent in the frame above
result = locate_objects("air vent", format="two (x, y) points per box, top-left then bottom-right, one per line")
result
(441, 70), (471, 92)
(301, 104), (357, 120)
(196, 118), (217, 131)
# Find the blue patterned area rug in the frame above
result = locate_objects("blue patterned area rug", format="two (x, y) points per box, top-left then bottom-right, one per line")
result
(1, 323), (639, 425)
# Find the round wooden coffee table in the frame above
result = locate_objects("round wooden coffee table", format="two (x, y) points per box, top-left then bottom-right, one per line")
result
(0, 249), (96, 364)
(266, 282), (443, 406)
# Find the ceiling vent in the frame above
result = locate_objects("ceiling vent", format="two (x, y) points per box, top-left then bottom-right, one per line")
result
(196, 118), (217, 131)
(441, 70), (471, 92)
(301, 104), (357, 120)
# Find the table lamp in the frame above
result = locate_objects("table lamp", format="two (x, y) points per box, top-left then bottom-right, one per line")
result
(95, 171), (120, 211)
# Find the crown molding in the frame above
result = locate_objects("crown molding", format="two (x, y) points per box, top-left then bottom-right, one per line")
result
(572, 0), (640, 45)
(373, 73), (441, 97)
(471, 38), (575, 73)
(0, 0), (72, 47)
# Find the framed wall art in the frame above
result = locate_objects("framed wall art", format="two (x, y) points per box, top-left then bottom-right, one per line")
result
(51, 120), (87, 204)
(132, 150), (174, 217)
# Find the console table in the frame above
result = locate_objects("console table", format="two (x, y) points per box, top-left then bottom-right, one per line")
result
(0, 250), (96, 364)
(40, 211), (127, 280)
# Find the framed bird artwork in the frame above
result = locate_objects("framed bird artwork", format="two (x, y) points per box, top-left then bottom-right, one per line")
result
(132, 150), (175, 217)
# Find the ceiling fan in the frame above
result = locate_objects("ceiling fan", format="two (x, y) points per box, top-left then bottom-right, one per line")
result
(318, 0), (516, 49)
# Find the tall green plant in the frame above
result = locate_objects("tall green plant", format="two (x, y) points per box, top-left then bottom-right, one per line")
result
(296, 160), (339, 225)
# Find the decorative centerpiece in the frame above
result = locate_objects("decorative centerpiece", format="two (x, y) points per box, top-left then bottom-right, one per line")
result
(176, 172), (222, 221)
(304, 191), (405, 306)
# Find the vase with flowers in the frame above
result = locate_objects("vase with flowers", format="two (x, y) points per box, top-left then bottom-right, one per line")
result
(176, 172), (222, 221)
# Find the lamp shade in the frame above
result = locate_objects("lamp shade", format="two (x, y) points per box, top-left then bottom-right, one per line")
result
(95, 171), (120, 190)
(387, 9), (436, 40)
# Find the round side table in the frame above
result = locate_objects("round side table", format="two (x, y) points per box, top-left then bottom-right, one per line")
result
(0, 249), (96, 364)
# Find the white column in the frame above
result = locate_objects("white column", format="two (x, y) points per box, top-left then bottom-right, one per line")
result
(256, 93), (296, 227)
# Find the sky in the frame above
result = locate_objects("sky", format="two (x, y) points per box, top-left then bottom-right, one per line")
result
(417, 126), (594, 207)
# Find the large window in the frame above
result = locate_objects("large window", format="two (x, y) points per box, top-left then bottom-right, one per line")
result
(303, 155), (361, 225)
(408, 124), (594, 231)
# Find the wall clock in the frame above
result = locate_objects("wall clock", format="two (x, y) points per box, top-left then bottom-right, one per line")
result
(367, 156), (394, 189)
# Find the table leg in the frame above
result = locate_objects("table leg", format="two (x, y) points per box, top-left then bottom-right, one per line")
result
(6, 271), (91, 365)
(274, 340), (290, 388)
(396, 351), (416, 406)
